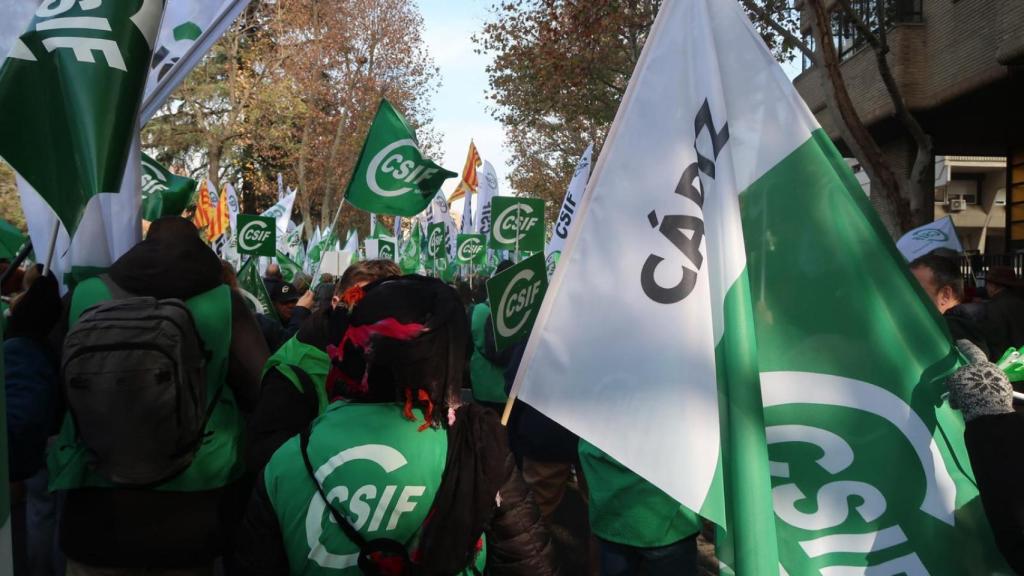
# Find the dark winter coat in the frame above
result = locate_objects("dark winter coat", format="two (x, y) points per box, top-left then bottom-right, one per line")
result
(57, 217), (270, 569)
(984, 290), (1024, 360)
(963, 411), (1024, 573)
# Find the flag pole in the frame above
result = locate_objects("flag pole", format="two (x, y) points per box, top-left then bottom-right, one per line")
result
(500, 389), (517, 426)
(41, 220), (59, 276)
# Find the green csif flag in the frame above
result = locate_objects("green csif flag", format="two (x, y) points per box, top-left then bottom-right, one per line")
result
(399, 222), (422, 274)
(344, 100), (456, 217)
(141, 152), (197, 220)
(0, 0), (163, 233)
(276, 250), (302, 284)
(238, 257), (277, 322)
(456, 233), (486, 266)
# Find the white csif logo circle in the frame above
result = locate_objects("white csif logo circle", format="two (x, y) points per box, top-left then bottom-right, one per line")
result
(492, 202), (535, 244)
(428, 228), (444, 255)
(366, 139), (439, 198)
(458, 237), (483, 260)
(496, 269), (535, 337)
(238, 219), (272, 251)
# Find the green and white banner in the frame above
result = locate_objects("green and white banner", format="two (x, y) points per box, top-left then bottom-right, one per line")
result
(236, 214), (276, 257)
(508, 0), (1008, 573)
(426, 222), (448, 262)
(377, 235), (396, 261)
(545, 145), (592, 277)
(344, 99), (456, 217)
(456, 233), (486, 266)
(140, 0), (253, 122)
(485, 253), (547, 351)
(238, 256), (276, 321)
(399, 220), (422, 274)
(275, 249), (302, 283)
(489, 196), (545, 253)
(141, 152), (197, 221)
(261, 188), (296, 235)
(475, 160), (499, 237)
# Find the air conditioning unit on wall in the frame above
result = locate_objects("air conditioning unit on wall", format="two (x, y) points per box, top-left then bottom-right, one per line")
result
(949, 198), (967, 212)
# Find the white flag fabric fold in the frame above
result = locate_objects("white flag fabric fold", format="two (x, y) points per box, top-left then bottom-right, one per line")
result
(545, 144), (592, 273)
(896, 216), (962, 261)
(261, 189), (297, 235)
(475, 161), (499, 237)
(140, 0), (253, 123)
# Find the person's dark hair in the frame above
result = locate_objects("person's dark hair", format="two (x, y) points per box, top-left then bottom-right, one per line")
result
(494, 259), (515, 277)
(326, 275), (469, 429)
(911, 251), (964, 301)
(264, 263), (283, 281)
(335, 259), (401, 296)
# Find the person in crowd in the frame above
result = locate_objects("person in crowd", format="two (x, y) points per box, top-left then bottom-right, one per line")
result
(292, 273), (311, 295)
(469, 261), (515, 412)
(256, 282), (314, 352)
(982, 265), (1024, 359)
(504, 343), (585, 523)
(263, 263), (284, 295)
(221, 259), (239, 290)
(1, 257), (26, 296)
(48, 217), (269, 575)
(234, 275), (560, 575)
(910, 251), (990, 357)
(578, 442), (700, 576)
(945, 339), (1024, 573)
(6, 267), (62, 576)
(246, 259), (401, 474)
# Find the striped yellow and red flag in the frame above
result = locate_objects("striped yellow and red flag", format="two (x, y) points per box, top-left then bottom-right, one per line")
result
(193, 179), (214, 237)
(448, 140), (482, 203)
(208, 184), (231, 241)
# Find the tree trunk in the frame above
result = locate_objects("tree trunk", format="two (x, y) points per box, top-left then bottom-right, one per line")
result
(207, 142), (223, 191)
(806, 0), (911, 236)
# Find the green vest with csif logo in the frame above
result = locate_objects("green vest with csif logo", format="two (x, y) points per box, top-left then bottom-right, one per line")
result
(49, 278), (243, 492)
(265, 401), (486, 574)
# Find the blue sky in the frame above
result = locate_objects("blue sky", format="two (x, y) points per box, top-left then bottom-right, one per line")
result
(417, 0), (508, 199)
(417, 0), (803, 200)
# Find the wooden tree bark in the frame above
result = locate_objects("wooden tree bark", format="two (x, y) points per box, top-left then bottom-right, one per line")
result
(805, 0), (911, 235)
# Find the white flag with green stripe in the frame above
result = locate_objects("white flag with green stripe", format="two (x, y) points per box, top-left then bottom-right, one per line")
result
(510, 0), (1008, 573)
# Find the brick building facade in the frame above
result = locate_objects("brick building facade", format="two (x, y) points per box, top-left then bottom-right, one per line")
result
(793, 0), (1024, 251)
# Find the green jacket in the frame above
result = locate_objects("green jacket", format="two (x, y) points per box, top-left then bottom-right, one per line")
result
(263, 335), (332, 415)
(579, 440), (702, 547)
(470, 303), (508, 404)
(264, 401), (486, 575)
(49, 277), (242, 492)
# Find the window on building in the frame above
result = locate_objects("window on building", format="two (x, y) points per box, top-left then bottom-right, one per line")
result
(949, 175), (980, 205)
(830, 0), (923, 60)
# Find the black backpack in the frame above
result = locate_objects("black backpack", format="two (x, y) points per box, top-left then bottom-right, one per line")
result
(62, 276), (214, 486)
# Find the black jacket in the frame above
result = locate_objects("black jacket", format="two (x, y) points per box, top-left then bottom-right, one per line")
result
(246, 307), (348, 476)
(984, 290), (1024, 360)
(963, 412), (1024, 573)
(233, 443), (560, 576)
(58, 218), (270, 569)
(257, 304), (312, 352)
(944, 304), (991, 359)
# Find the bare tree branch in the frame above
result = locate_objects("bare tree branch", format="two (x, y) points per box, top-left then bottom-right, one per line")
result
(741, 0), (817, 63)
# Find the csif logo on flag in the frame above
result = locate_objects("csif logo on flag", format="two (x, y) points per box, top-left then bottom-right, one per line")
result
(236, 215), (276, 256)
(427, 223), (447, 259)
(641, 101), (728, 304)
(378, 238), (396, 260)
(489, 197), (545, 252)
(456, 234), (486, 265)
(486, 253), (548, 351)
(367, 139), (443, 198)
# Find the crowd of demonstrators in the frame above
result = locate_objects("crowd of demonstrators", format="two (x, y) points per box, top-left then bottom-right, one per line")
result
(6, 215), (1024, 576)
(235, 275), (559, 575)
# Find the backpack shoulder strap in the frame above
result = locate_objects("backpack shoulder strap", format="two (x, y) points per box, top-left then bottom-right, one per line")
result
(98, 274), (135, 300)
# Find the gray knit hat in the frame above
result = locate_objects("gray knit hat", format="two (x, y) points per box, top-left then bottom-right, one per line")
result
(947, 340), (1013, 422)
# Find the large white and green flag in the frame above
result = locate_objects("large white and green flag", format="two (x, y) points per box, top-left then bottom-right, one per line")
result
(140, 0), (253, 122)
(475, 160), (499, 237)
(261, 189), (297, 236)
(545, 144), (592, 276)
(509, 0), (1008, 573)
(2, 1), (165, 289)
(426, 191), (458, 260)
